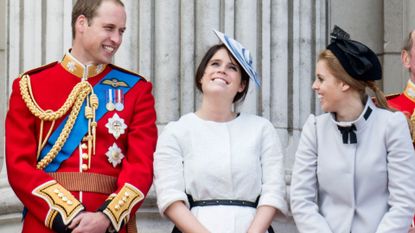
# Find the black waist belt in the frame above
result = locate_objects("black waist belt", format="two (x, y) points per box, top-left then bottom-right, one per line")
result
(172, 195), (274, 233)
(187, 195), (259, 208)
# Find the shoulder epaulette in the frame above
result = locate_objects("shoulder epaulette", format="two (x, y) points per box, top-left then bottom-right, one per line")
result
(108, 64), (148, 81)
(20, 61), (58, 77)
(385, 92), (401, 100)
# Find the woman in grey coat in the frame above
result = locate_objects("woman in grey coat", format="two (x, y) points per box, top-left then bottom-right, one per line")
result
(290, 26), (415, 233)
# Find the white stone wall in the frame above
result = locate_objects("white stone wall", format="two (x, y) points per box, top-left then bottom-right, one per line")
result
(328, 0), (415, 94)
(0, 0), (6, 173)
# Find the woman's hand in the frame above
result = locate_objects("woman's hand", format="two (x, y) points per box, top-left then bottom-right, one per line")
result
(247, 205), (277, 233)
(165, 201), (211, 233)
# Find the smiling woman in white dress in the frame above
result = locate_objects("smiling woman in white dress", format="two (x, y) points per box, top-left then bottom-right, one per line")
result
(153, 30), (288, 233)
(290, 26), (415, 233)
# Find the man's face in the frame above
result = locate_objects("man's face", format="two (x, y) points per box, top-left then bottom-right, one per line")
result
(75, 1), (126, 64)
(402, 32), (415, 82)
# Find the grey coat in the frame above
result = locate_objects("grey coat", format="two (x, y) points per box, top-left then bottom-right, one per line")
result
(290, 99), (415, 233)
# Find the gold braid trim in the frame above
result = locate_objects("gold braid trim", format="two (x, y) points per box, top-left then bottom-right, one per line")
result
(19, 74), (92, 170)
(102, 183), (144, 232)
(411, 109), (415, 143)
(20, 74), (89, 121)
(32, 181), (84, 226)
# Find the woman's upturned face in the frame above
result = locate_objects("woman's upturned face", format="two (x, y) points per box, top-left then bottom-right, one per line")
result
(313, 60), (345, 112)
(200, 48), (245, 100)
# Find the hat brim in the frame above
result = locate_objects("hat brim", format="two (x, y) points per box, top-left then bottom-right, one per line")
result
(213, 29), (260, 86)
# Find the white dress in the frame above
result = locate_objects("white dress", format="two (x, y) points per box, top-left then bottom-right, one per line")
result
(290, 98), (415, 233)
(153, 113), (288, 233)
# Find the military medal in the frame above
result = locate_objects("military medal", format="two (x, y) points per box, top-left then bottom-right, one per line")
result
(115, 103), (124, 111)
(106, 102), (115, 111)
(106, 89), (115, 111)
(105, 113), (127, 139)
(115, 89), (124, 111)
(105, 143), (124, 167)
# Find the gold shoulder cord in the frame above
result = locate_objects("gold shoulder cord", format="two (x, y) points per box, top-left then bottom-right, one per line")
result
(19, 74), (98, 170)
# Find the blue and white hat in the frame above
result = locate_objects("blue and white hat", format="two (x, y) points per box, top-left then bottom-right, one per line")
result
(213, 29), (260, 86)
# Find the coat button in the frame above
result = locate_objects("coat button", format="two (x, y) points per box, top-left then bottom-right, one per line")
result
(82, 153), (89, 160)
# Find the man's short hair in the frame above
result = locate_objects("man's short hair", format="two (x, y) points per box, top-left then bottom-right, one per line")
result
(71, 0), (124, 39)
(403, 31), (414, 54)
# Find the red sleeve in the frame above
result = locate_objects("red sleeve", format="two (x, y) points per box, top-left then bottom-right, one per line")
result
(6, 77), (84, 231)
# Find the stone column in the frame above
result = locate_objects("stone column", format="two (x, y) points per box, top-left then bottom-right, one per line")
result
(329, 0), (385, 88)
(154, 0), (181, 123)
(383, 0), (407, 94)
(0, 1), (24, 231)
(329, 0), (383, 52)
(0, 0), (6, 171)
(406, 0), (415, 32)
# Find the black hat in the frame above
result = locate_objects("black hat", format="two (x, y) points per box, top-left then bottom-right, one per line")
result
(327, 25), (382, 81)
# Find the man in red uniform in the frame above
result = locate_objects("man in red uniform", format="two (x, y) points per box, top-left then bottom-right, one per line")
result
(387, 30), (415, 141)
(388, 31), (415, 233)
(5, 0), (157, 232)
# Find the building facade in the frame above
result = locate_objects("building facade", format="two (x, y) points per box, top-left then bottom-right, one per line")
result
(0, 0), (413, 232)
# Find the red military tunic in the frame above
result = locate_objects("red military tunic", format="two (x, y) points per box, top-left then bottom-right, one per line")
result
(387, 80), (415, 119)
(387, 79), (415, 225)
(5, 51), (157, 232)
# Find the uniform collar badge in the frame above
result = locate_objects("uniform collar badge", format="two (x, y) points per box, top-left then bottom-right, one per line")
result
(105, 113), (127, 139)
(404, 79), (415, 101)
(106, 143), (125, 167)
(61, 50), (107, 79)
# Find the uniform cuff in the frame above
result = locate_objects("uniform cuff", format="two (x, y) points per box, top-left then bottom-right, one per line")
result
(98, 183), (144, 232)
(32, 180), (84, 231)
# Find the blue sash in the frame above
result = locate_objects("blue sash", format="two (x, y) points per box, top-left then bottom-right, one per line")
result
(38, 69), (141, 172)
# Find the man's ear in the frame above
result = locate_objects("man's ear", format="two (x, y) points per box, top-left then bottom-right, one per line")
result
(75, 15), (88, 34)
(401, 50), (411, 69)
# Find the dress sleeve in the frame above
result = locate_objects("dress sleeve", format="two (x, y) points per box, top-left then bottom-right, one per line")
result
(290, 114), (333, 233)
(153, 122), (189, 217)
(6, 77), (84, 232)
(258, 119), (288, 217)
(376, 111), (415, 233)
(99, 81), (158, 231)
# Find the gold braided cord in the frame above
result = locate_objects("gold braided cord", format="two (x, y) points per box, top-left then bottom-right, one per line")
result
(37, 119), (45, 159)
(27, 78), (45, 112)
(18, 74), (93, 170)
(40, 119), (56, 151)
(36, 85), (92, 169)
(90, 94), (98, 108)
(90, 93), (98, 155)
(19, 74), (90, 121)
(36, 119), (56, 160)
